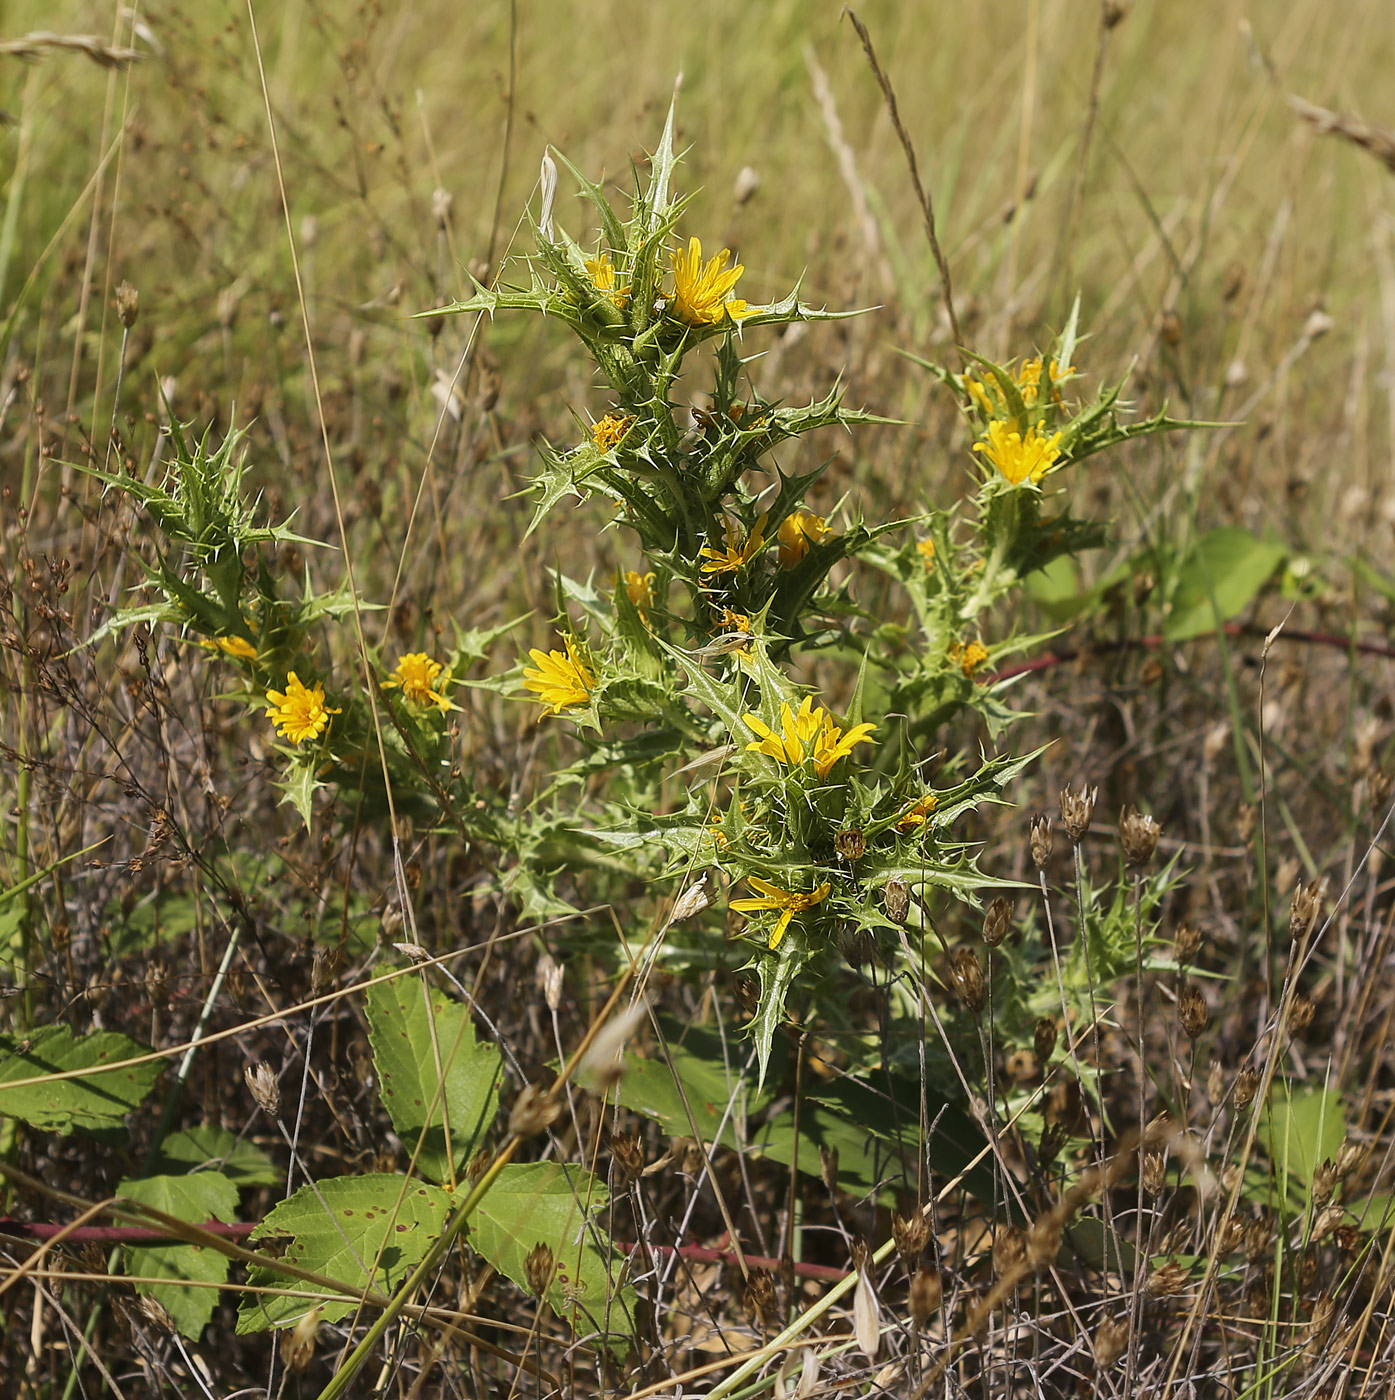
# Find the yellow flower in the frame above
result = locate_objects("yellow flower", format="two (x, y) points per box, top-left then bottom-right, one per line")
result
(916, 539), (936, 567)
(731, 876), (831, 951)
(265, 672), (340, 745)
(810, 716), (877, 778)
(198, 634), (258, 660)
(522, 638), (594, 715)
(743, 696), (826, 765)
(670, 236), (752, 326)
(584, 251), (629, 309)
(1016, 356), (1072, 407)
(973, 421), (1064, 486)
(949, 639), (990, 679)
(713, 607), (750, 635)
(777, 510), (830, 568)
(699, 513), (767, 575)
(620, 569), (655, 618)
(381, 652), (454, 712)
(967, 357), (1073, 417)
(591, 413), (633, 453)
(897, 793), (939, 830)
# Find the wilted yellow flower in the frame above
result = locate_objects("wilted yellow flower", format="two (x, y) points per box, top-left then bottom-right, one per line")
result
(265, 672), (340, 745)
(522, 638), (594, 715)
(949, 639), (990, 679)
(743, 696), (826, 765)
(916, 539), (936, 567)
(897, 793), (939, 829)
(584, 251), (629, 309)
(381, 652), (454, 712)
(592, 413), (633, 453)
(973, 421), (1064, 486)
(730, 876), (831, 950)
(620, 569), (655, 617)
(670, 237), (752, 326)
(810, 715), (876, 778)
(777, 510), (830, 567)
(198, 634), (257, 660)
(699, 513), (767, 575)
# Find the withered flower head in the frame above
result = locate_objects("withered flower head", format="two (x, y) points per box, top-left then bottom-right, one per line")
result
(949, 947), (986, 1014)
(1234, 1065), (1261, 1109)
(982, 896), (1011, 948)
(1289, 878), (1326, 945)
(524, 1242), (557, 1297)
(1174, 923), (1202, 964)
(1178, 985), (1210, 1041)
(908, 1268), (942, 1327)
(1094, 1316), (1130, 1369)
(834, 827), (866, 861)
(1029, 815), (1053, 871)
(1118, 805), (1162, 868)
(1058, 783), (1098, 843)
(892, 1210), (930, 1267)
(883, 878), (910, 925)
(1034, 1017), (1058, 1062)
(508, 1084), (562, 1140)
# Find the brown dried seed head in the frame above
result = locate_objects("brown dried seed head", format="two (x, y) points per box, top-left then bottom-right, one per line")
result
(610, 1130), (645, 1182)
(1311, 1203), (1346, 1243)
(1058, 783), (1098, 843)
(744, 1271), (777, 1329)
(1094, 1316), (1130, 1369)
(1312, 1158), (1338, 1209)
(1034, 1017), (1058, 1063)
(1174, 922), (1202, 964)
(1142, 1151), (1166, 1195)
(892, 1210), (930, 1267)
(1214, 1212), (1246, 1254)
(1118, 806), (1162, 867)
(244, 1062), (280, 1118)
(1234, 1065), (1261, 1108)
(1244, 1216), (1273, 1264)
(883, 878), (910, 925)
(1144, 1260), (1189, 1296)
(950, 947), (986, 1014)
(908, 1267), (942, 1327)
(1289, 994), (1316, 1035)
(1207, 1059), (1225, 1105)
(835, 827), (866, 861)
(137, 1295), (175, 1333)
(993, 1225), (1026, 1279)
(1178, 985), (1210, 1041)
(1305, 1295), (1336, 1359)
(508, 1084), (561, 1140)
(1026, 1216), (1061, 1271)
(982, 896), (1011, 948)
(1336, 1139), (1368, 1182)
(524, 1243), (557, 1298)
(115, 280), (139, 329)
(1038, 1121), (1066, 1167)
(1290, 879), (1326, 944)
(1029, 815), (1053, 871)
(1334, 1225), (1363, 1257)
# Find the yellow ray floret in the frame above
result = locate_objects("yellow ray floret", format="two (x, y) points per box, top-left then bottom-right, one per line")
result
(522, 638), (594, 715)
(591, 412), (633, 453)
(897, 793), (939, 830)
(810, 715), (877, 778)
(265, 672), (340, 745)
(699, 513), (767, 575)
(777, 510), (830, 568)
(381, 652), (454, 712)
(670, 237), (752, 326)
(973, 421), (1064, 486)
(730, 876), (832, 950)
(743, 696), (826, 765)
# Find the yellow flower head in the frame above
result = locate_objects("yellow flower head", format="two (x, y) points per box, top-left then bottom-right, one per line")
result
(810, 715), (877, 778)
(916, 539), (936, 567)
(730, 876), (832, 950)
(670, 237), (752, 326)
(584, 251), (629, 309)
(265, 672), (340, 745)
(967, 357), (1073, 418)
(777, 509), (830, 568)
(381, 652), (454, 712)
(620, 569), (655, 617)
(897, 793), (939, 830)
(743, 696), (826, 766)
(591, 412), (633, 453)
(949, 639), (990, 679)
(973, 421), (1064, 486)
(522, 638), (594, 715)
(713, 607), (751, 635)
(699, 513), (767, 575)
(198, 634), (258, 661)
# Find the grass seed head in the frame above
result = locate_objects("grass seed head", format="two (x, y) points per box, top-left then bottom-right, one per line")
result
(1058, 783), (1097, 843)
(1118, 805), (1161, 867)
(993, 1225), (1026, 1279)
(1026, 1215), (1061, 1271)
(1142, 1151), (1166, 1195)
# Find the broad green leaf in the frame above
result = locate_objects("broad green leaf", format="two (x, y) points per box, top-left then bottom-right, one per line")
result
(152, 1125), (280, 1187)
(1259, 1085), (1346, 1202)
(118, 1172), (239, 1338)
(238, 1174), (451, 1332)
(364, 975), (502, 1185)
(468, 1161), (635, 1346)
(1164, 527), (1286, 642)
(0, 1026), (162, 1139)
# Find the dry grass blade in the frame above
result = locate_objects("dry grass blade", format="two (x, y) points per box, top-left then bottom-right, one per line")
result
(1289, 94), (1395, 175)
(0, 32), (141, 68)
